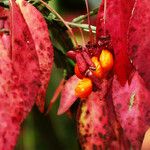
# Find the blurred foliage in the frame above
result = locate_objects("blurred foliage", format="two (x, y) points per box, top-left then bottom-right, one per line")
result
(0, 0), (9, 8)
(47, 19), (75, 77)
(56, 0), (85, 12)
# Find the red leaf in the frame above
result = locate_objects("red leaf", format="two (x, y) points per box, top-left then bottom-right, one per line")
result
(16, 0), (54, 112)
(0, 0), (40, 149)
(112, 72), (150, 149)
(106, 85), (131, 150)
(10, 0), (40, 99)
(57, 75), (79, 115)
(77, 91), (114, 150)
(128, 0), (150, 90)
(0, 36), (16, 150)
(76, 52), (88, 74)
(96, 0), (135, 85)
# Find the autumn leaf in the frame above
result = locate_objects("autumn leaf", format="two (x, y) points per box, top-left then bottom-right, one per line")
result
(77, 91), (114, 150)
(0, 0), (40, 149)
(16, 0), (54, 112)
(96, 0), (150, 149)
(0, 0), (54, 148)
(128, 0), (150, 90)
(112, 72), (150, 149)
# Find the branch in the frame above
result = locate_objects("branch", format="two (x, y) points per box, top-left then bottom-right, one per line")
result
(66, 22), (96, 33)
(72, 7), (99, 23)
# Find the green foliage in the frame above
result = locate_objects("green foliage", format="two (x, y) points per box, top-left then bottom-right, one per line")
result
(0, 0), (9, 8)
(47, 19), (75, 78)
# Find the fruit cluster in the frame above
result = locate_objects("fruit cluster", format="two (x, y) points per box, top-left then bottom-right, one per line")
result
(74, 49), (114, 98)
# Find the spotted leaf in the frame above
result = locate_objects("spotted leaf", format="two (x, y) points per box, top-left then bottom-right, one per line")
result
(128, 0), (150, 90)
(106, 85), (130, 150)
(112, 72), (150, 149)
(77, 91), (114, 150)
(16, 0), (54, 112)
(0, 0), (40, 149)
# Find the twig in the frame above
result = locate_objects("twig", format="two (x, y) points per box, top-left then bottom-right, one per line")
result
(72, 7), (99, 23)
(0, 28), (9, 34)
(85, 0), (94, 44)
(66, 22), (96, 32)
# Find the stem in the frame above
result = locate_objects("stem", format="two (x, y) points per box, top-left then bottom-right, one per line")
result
(79, 28), (86, 48)
(66, 22), (96, 32)
(85, 0), (94, 44)
(83, 29), (96, 33)
(39, 0), (78, 47)
(72, 7), (99, 23)
(46, 17), (96, 32)
(103, 0), (107, 36)
(0, 28), (9, 34)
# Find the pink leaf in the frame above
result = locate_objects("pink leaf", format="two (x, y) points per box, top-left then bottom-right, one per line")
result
(10, 0), (40, 100)
(112, 72), (150, 149)
(96, 0), (135, 85)
(16, 0), (54, 112)
(57, 75), (79, 115)
(128, 0), (150, 90)
(0, 36), (16, 150)
(75, 53), (88, 74)
(77, 91), (114, 149)
(106, 85), (131, 150)
(0, 0), (40, 149)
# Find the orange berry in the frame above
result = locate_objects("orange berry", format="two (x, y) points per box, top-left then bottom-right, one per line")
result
(91, 56), (104, 78)
(75, 78), (92, 99)
(99, 50), (114, 71)
(74, 64), (84, 79)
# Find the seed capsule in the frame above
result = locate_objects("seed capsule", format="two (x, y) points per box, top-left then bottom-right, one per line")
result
(99, 50), (114, 71)
(91, 56), (104, 78)
(75, 78), (92, 99)
(74, 64), (84, 79)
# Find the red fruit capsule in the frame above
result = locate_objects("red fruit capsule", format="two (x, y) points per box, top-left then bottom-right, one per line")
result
(66, 50), (77, 60)
(76, 53), (88, 73)
(74, 64), (84, 79)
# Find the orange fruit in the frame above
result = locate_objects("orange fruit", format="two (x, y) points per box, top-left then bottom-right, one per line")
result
(99, 49), (114, 71)
(75, 78), (92, 99)
(91, 56), (104, 78)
